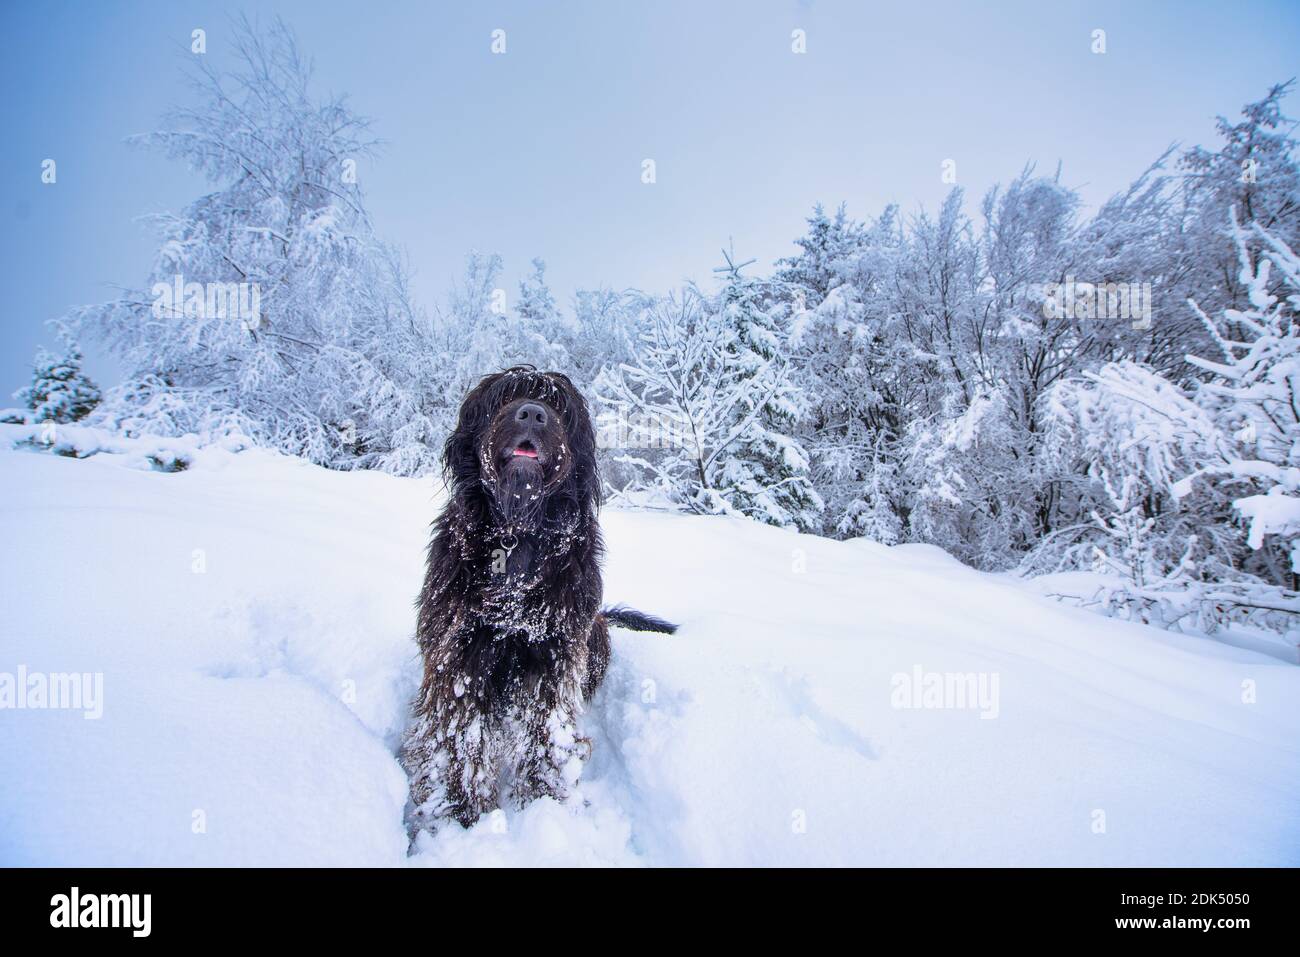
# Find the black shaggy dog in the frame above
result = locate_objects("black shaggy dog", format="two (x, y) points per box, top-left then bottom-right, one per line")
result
(403, 366), (675, 830)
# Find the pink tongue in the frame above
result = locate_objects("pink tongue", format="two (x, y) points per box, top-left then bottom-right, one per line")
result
(513, 448), (538, 458)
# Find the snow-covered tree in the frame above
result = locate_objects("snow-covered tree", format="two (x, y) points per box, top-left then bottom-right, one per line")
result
(69, 17), (439, 474)
(593, 290), (715, 508)
(15, 337), (101, 424)
(775, 203), (865, 306)
(569, 287), (642, 375)
(903, 387), (1037, 568)
(784, 206), (909, 538)
(1037, 360), (1237, 627)
(1178, 219), (1300, 585)
(707, 250), (822, 530)
(1181, 82), (1300, 283)
(506, 258), (575, 373)
(594, 280), (820, 529)
(1036, 217), (1300, 636)
(425, 251), (512, 436)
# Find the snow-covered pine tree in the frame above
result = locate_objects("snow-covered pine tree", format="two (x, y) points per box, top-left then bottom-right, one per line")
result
(708, 248), (822, 530)
(507, 258), (575, 374)
(15, 337), (102, 424)
(1181, 82), (1300, 288)
(69, 17), (439, 475)
(774, 203), (864, 307)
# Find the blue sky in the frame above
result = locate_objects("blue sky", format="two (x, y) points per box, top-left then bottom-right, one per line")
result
(2, 0), (1298, 391)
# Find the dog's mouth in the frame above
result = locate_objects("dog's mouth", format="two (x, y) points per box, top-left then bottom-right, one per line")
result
(500, 437), (546, 469)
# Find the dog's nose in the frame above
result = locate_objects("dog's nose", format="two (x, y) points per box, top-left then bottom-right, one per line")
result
(515, 403), (548, 427)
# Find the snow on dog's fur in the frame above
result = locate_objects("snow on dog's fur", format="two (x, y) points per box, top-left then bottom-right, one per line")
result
(402, 367), (675, 832)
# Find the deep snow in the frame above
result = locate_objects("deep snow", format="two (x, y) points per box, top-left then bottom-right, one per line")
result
(1, 436), (1298, 866)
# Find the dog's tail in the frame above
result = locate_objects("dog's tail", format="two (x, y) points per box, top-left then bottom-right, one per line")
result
(602, 604), (678, 634)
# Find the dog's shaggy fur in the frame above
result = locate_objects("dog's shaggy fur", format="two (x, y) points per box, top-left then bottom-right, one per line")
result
(402, 367), (674, 830)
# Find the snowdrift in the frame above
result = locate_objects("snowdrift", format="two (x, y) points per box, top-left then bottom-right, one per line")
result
(1, 441), (1298, 866)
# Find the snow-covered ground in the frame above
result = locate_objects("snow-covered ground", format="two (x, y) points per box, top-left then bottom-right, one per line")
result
(1, 437), (1298, 866)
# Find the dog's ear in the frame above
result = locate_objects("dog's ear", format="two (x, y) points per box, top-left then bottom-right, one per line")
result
(443, 372), (502, 499)
(551, 372), (601, 516)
